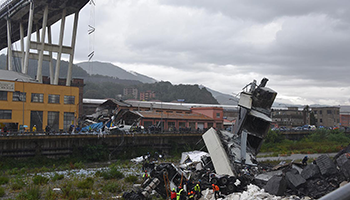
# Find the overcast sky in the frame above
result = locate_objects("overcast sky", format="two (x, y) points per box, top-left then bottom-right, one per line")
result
(5, 0), (350, 106)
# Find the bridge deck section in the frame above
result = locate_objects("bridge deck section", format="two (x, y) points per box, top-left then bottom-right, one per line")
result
(0, 0), (89, 50)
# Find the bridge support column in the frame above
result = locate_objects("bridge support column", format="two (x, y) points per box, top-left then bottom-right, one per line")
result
(54, 8), (66, 85)
(37, 5), (48, 83)
(6, 18), (12, 71)
(48, 26), (54, 84)
(20, 22), (25, 70)
(66, 11), (79, 86)
(23, 1), (34, 74)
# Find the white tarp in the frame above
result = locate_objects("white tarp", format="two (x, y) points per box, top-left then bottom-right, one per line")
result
(179, 151), (209, 169)
(180, 151), (209, 164)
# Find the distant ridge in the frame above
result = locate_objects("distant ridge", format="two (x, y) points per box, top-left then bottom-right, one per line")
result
(199, 85), (239, 106)
(77, 61), (157, 84)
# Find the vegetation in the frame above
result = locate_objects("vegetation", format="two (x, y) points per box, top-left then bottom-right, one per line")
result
(32, 175), (49, 185)
(124, 175), (139, 183)
(84, 80), (219, 104)
(0, 187), (5, 197)
(16, 185), (41, 200)
(51, 173), (64, 182)
(261, 129), (350, 154)
(11, 178), (25, 191)
(0, 176), (9, 185)
(76, 177), (94, 189)
(99, 164), (124, 180)
(102, 181), (122, 193)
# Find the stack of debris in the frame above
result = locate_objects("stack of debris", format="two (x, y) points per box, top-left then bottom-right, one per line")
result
(262, 147), (350, 199)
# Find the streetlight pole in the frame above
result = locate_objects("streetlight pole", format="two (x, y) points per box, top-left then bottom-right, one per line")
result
(15, 78), (25, 130)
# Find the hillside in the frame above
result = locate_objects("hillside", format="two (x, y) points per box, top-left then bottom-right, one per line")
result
(0, 55), (217, 104)
(77, 61), (157, 84)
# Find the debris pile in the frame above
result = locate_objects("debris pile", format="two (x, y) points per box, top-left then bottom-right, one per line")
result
(122, 78), (350, 199)
(261, 148), (350, 199)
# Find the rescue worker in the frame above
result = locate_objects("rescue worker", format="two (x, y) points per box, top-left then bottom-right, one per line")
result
(188, 191), (194, 200)
(194, 181), (201, 198)
(212, 184), (220, 199)
(176, 186), (184, 200)
(142, 170), (149, 180)
(302, 155), (308, 166)
(32, 125), (37, 132)
(171, 188), (177, 200)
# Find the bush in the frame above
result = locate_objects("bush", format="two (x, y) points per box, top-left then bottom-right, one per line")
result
(264, 130), (285, 143)
(77, 177), (94, 189)
(0, 187), (5, 197)
(0, 176), (9, 185)
(33, 175), (49, 185)
(11, 178), (25, 190)
(102, 181), (121, 193)
(124, 175), (138, 183)
(51, 173), (64, 182)
(100, 166), (124, 180)
(44, 187), (58, 200)
(16, 185), (41, 200)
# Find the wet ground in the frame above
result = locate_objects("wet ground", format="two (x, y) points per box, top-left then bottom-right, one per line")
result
(257, 152), (337, 162)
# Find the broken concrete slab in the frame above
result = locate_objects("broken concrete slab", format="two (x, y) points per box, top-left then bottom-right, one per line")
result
(336, 153), (350, 168)
(285, 171), (306, 189)
(263, 175), (287, 196)
(301, 164), (321, 180)
(340, 159), (350, 180)
(315, 155), (337, 176)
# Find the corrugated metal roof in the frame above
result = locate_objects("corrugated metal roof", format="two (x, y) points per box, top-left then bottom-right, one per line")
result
(126, 100), (190, 111)
(83, 98), (107, 104)
(101, 99), (131, 107)
(0, 69), (37, 82)
(138, 111), (214, 120)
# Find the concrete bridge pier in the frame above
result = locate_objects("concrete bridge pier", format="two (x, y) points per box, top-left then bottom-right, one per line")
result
(1, 0), (89, 86)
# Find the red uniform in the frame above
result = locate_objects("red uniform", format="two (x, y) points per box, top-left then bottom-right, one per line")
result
(171, 191), (177, 200)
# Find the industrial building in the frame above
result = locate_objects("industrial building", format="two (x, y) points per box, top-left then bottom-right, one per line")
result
(0, 70), (81, 132)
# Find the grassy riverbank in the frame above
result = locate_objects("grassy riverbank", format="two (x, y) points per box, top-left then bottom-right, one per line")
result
(0, 159), (161, 200)
(260, 129), (350, 155)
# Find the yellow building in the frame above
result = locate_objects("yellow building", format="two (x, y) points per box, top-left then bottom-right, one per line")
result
(0, 70), (80, 132)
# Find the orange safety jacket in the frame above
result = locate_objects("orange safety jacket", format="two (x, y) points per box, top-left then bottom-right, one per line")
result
(213, 185), (219, 192)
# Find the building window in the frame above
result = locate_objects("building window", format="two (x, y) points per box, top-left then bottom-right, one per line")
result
(314, 111), (317, 114)
(47, 111), (59, 131)
(208, 123), (213, 128)
(327, 110), (332, 114)
(216, 113), (221, 118)
(63, 112), (75, 131)
(166, 111), (173, 113)
(30, 111), (43, 131)
(216, 123), (223, 129)
(143, 121), (153, 129)
(189, 122), (196, 130)
(179, 122), (186, 128)
(0, 91), (7, 100)
(13, 91), (26, 102)
(64, 95), (75, 104)
(320, 118), (323, 123)
(0, 110), (12, 119)
(48, 94), (60, 104)
(31, 93), (44, 103)
(319, 110), (322, 114)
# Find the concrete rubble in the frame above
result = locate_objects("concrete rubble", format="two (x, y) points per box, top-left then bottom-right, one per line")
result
(122, 78), (350, 199)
